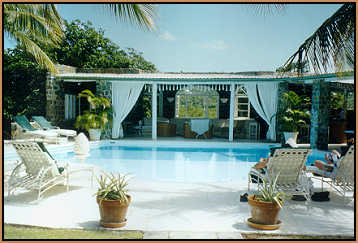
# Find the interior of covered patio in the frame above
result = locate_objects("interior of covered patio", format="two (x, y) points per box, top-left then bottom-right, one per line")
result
(51, 66), (354, 150)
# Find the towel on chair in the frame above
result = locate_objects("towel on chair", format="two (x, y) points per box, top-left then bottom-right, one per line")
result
(190, 119), (209, 136)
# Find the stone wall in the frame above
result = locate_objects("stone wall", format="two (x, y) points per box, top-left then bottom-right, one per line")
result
(310, 79), (330, 150)
(46, 73), (65, 124)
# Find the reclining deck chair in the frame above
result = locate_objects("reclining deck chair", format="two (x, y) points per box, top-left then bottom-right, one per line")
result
(13, 115), (59, 141)
(248, 149), (312, 200)
(32, 116), (77, 138)
(8, 141), (94, 201)
(307, 145), (354, 198)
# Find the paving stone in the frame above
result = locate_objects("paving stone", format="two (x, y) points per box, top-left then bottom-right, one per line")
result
(216, 232), (244, 239)
(143, 231), (169, 239)
(169, 231), (217, 239)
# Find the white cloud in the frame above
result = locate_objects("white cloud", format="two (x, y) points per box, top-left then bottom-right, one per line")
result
(202, 40), (228, 50)
(159, 31), (175, 41)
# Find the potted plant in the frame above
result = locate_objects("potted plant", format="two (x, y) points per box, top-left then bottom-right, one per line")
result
(75, 89), (113, 141)
(96, 172), (131, 228)
(247, 173), (286, 229)
(278, 91), (310, 143)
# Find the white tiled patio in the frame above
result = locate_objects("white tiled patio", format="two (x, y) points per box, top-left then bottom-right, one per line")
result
(3, 139), (355, 238)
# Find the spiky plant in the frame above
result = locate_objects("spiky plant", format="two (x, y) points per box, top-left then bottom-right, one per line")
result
(256, 173), (286, 208)
(96, 172), (130, 204)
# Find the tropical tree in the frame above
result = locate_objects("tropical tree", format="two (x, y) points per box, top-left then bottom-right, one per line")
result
(282, 3), (354, 74)
(3, 4), (64, 73)
(4, 4), (157, 73)
(3, 48), (48, 138)
(276, 61), (309, 73)
(105, 4), (156, 31)
(45, 20), (156, 72)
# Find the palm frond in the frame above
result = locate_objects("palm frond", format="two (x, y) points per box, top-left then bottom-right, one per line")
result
(249, 4), (287, 16)
(13, 31), (59, 73)
(106, 4), (157, 31)
(4, 4), (64, 73)
(283, 3), (354, 74)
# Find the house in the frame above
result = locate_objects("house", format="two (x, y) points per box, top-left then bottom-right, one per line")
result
(47, 65), (354, 150)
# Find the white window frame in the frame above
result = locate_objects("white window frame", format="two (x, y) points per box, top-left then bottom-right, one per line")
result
(234, 86), (250, 120)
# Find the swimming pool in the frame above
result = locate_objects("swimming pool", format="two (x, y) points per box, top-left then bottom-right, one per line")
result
(5, 141), (326, 183)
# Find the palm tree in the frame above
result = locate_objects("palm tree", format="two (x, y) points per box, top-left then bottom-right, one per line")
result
(4, 4), (64, 73)
(105, 4), (156, 31)
(283, 3), (354, 74)
(4, 4), (157, 73)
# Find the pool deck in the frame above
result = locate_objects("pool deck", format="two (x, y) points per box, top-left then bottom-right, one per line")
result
(3, 139), (355, 239)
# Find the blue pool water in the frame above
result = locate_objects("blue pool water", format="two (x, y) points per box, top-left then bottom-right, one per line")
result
(46, 143), (326, 183)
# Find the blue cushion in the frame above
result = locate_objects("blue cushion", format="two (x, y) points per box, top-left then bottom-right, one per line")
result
(14, 116), (36, 131)
(32, 116), (55, 130)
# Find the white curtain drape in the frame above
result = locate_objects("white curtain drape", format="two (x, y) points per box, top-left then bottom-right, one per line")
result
(65, 94), (76, 120)
(244, 82), (279, 140)
(112, 82), (144, 138)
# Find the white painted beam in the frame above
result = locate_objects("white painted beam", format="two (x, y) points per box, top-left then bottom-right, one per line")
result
(152, 83), (158, 140)
(229, 83), (235, 141)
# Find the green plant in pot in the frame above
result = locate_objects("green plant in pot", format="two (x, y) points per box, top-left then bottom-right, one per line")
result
(278, 91), (310, 143)
(96, 172), (131, 228)
(75, 89), (113, 141)
(247, 173), (286, 228)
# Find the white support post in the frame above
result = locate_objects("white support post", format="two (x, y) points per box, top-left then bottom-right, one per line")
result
(152, 83), (158, 140)
(229, 83), (235, 141)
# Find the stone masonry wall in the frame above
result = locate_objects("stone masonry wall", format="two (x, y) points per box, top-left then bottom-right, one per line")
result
(46, 73), (65, 124)
(310, 79), (330, 150)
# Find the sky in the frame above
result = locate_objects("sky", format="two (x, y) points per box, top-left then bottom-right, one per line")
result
(4, 3), (343, 72)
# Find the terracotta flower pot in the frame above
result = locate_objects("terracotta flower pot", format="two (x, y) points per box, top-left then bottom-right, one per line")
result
(97, 195), (131, 228)
(247, 194), (281, 225)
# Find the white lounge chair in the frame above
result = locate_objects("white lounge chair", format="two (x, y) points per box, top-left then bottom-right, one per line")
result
(8, 141), (94, 201)
(307, 145), (354, 197)
(248, 148), (312, 200)
(32, 116), (77, 138)
(13, 115), (60, 142)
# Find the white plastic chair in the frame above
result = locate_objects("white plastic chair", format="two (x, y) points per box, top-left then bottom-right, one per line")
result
(8, 141), (94, 201)
(308, 145), (354, 198)
(248, 148), (312, 200)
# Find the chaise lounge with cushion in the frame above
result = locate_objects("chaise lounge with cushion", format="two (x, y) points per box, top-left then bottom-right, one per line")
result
(13, 115), (59, 141)
(32, 116), (77, 138)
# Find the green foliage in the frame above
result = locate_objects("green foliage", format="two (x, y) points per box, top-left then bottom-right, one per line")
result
(276, 61), (309, 73)
(75, 90), (113, 131)
(282, 4), (354, 74)
(256, 173), (286, 208)
(278, 91), (311, 132)
(96, 172), (130, 203)
(4, 4), (63, 73)
(3, 48), (47, 138)
(105, 4), (156, 31)
(329, 92), (344, 111)
(142, 94), (152, 118)
(176, 89), (219, 118)
(45, 20), (156, 72)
